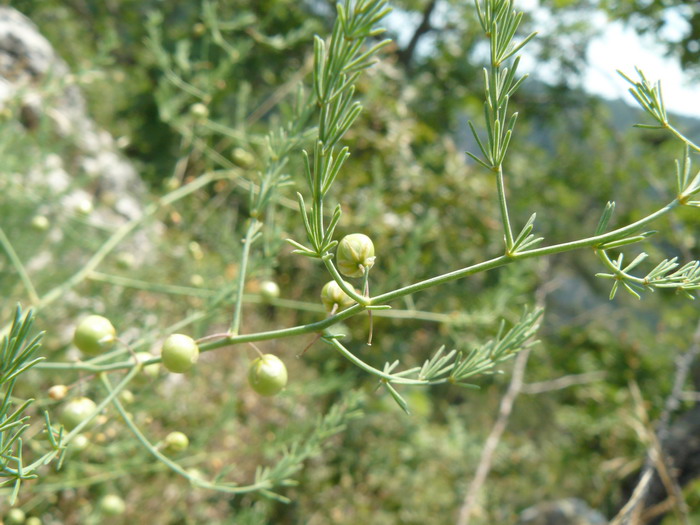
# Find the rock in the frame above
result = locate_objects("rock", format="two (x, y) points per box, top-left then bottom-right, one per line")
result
(0, 6), (155, 267)
(518, 498), (608, 525)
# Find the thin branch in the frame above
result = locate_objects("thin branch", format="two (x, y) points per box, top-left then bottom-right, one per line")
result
(611, 320), (700, 524)
(627, 380), (690, 525)
(397, 0), (437, 67)
(0, 227), (39, 305)
(521, 371), (607, 395)
(456, 347), (530, 525)
(247, 54), (314, 125)
(456, 263), (551, 525)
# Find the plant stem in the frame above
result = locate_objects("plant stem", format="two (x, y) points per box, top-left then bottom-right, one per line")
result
(100, 374), (279, 494)
(496, 165), (514, 251)
(374, 198), (680, 302)
(230, 219), (260, 335)
(89, 270), (486, 322)
(0, 226), (39, 304)
(37, 197), (684, 371)
(517, 199), (679, 258)
(322, 256), (370, 305)
(88, 271), (215, 297)
(597, 250), (646, 285)
(666, 123), (700, 153)
(326, 337), (443, 385)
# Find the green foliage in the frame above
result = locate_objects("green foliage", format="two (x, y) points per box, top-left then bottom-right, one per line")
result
(0, 0), (698, 523)
(0, 306), (44, 504)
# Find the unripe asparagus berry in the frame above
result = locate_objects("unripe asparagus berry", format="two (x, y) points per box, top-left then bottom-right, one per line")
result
(161, 334), (199, 374)
(336, 233), (376, 278)
(259, 280), (280, 302)
(75, 199), (93, 215)
(74, 315), (116, 356)
(70, 433), (90, 451)
(116, 252), (135, 269)
(119, 390), (135, 404)
(5, 508), (25, 525)
(48, 384), (68, 401)
(99, 494), (126, 516)
(321, 280), (355, 312)
(164, 431), (189, 453)
(232, 147), (255, 167)
(31, 215), (49, 231)
(189, 102), (209, 119)
(61, 397), (97, 431)
(248, 354), (288, 396)
(134, 352), (160, 378)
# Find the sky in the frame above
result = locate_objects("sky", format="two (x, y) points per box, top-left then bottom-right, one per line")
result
(387, 2), (700, 118)
(584, 20), (699, 118)
(520, 1), (700, 118)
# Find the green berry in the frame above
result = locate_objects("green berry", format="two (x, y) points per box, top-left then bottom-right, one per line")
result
(60, 397), (97, 431)
(74, 315), (116, 356)
(161, 334), (199, 373)
(75, 199), (93, 215)
(70, 433), (90, 452)
(259, 280), (280, 302)
(321, 280), (355, 312)
(134, 352), (160, 378)
(119, 389), (135, 404)
(193, 23), (206, 36)
(164, 431), (189, 453)
(190, 102), (209, 120)
(25, 517), (42, 525)
(232, 147), (255, 167)
(186, 468), (205, 485)
(336, 233), (376, 278)
(5, 508), (26, 525)
(325, 322), (350, 339)
(116, 252), (135, 269)
(30, 215), (49, 231)
(98, 494), (126, 516)
(248, 354), (288, 396)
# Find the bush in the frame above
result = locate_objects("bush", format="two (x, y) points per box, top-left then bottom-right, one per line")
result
(1, 0), (699, 523)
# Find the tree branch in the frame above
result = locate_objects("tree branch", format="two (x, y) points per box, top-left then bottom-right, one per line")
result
(398, 0), (437, 67)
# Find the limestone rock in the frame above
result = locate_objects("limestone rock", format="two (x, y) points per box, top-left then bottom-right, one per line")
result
(0, 6), (155, 268)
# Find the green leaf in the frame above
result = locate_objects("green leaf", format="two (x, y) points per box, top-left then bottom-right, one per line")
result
(383, 381), (410, 414)
(594, 201), (616, 235)
(598, 232), (655, 250)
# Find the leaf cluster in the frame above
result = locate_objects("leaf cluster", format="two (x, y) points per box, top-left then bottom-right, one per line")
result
(327, 308), (542, 413)
(288, 0), (391, 258)
(468, 0), (536, 169)
(0, 306), (44, 504)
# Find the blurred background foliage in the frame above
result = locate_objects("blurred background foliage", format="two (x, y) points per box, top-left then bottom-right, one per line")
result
(1, 0), (699, 523)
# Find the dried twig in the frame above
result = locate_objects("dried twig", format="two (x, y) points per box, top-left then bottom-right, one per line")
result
(456, 265), (553, 525)
(456, 347), (531, 525)
(521, 370), (606, 395)
(623, 380), (689, 525)
(611, 320), (700, 524)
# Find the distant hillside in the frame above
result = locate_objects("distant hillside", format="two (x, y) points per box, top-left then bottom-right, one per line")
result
(605, 95), (700, 140)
